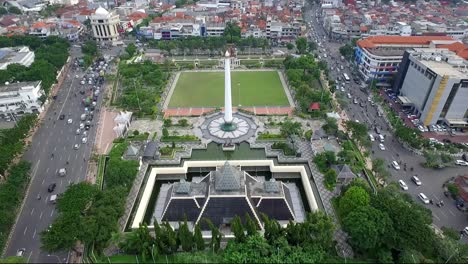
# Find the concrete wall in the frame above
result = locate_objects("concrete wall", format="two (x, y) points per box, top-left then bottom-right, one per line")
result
(400, 63), (434, 111)
(131, 160), (320, 229)
(446, 81), (468, 120)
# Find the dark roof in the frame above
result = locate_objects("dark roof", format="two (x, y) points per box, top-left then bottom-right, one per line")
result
(312, 128), (326, 140)
(143, 141), (158, 158)
(264, 178), (280, 193)
(175, 179), (191, 194)
(125, 145), (139, 156)
(335, 164), (357, 180)
(214, 161), (242, 191)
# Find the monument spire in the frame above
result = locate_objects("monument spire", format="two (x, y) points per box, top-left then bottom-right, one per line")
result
(224, 50), (233, 124)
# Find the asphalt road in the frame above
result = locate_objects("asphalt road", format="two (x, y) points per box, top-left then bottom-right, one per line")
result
(305, 3), (468, 240)
(4, 46), (108, 262)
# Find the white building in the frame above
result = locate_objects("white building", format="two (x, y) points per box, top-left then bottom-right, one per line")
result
(90, 6), (121, 42)
(395, 49), (468, 127)
(0, 81), (43, 118)
(0, 46), (35, 70)
(49, 0), (79, 5)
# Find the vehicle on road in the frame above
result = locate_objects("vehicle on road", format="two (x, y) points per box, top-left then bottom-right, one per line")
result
(59, 114), (65, 120)
(16, 248), (25, 257)
(418, 193), (430, 204)
(80, 114), (87, 121)
(347, 93), (351, 99)
(379, 143), (386, 150)
(49, 194), (57, 204)
(79, 123), (84, 130)
(411, 175), (422, 186)
(343, 73), (350, 82)
(67, 118), (73, 124)
(378, 134), (385, 143)
(47, 183), (56, 193)
(353, 98), (358, 104)
(58, 168), (66, 177)
(82, 137), (87, 144)
(74, 144), (80, 150)
(463, 227), (468, 236)
(392, 161), (400, 170)
(369, 134), (375, 142)
(398, 180), (408, 191)
(375, 127), (381, 134)
(455, 160), (468, 166)
(76, 128), (81, 135)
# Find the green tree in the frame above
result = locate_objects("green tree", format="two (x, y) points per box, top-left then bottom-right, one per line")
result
(125, 43), (137, 57)
(231, 215), (245, 243)
(223, 22), (241, 43)
(56, 182), (97, 214)
(286, 43), (294, 50)
(81, 40), (98, 56)
(322, 117), (338, 136)
(339, 44), (354, 59)
(339, 186), (370, 217)
(178, 218), (193, 252)
(280, 119), (302, 138)
(0, 7), (7, 15)
(295, 37), (308, 54)
(178, 119), (188, 127)
(244, 213), (257, 236)
(120, 223), (154, 258)
(441, 226), (460, 241)
(261, 213), (283, 245)
(447, 183), (459, 198)
(162, 128), (169, 138)
(193, 224), (205, 251)
(343, 206), (395, 252)
(324, 169), (337, 189)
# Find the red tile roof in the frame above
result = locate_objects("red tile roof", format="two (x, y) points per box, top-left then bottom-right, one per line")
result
(357, 36), (454, 49)
(438, 42), (468, 60)
(309, 102), (320, 111)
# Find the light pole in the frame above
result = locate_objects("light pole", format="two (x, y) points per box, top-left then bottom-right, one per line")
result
(151, 244), (155, 263)
(238, 83), (241, 107)
(47, 254), (62, 264)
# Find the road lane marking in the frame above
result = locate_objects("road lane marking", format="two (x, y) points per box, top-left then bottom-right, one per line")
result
(23, 226), (28, 235)
(60, 179), (63, 187)
(75, 153), (78, 159)
(41, 179), (45, 185)
(54, 146), (57, 152)
(46, 167), (49, 173)
(439, 211), (447, 218)
(68, 154), (71, 161)
(433, 213), (440, 221)
(45, 195), (49, 204)
(32, 228), (36, 239)
(448, 209), (455, 216)
(433, 194), (440, 201)
(27, 251), (32, 263)
(50, 209), (55, 217)
(30, 208), (34, 215)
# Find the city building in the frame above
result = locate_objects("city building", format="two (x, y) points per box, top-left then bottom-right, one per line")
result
(0, 81), (43, 118)
(49, 0), (79, 5)
(0, 46), (35, 70)
(394, 48), (468, 127)
(355, 36), (458, 86)
(143, 161), (309, 232)
(90, 6), (120, 42)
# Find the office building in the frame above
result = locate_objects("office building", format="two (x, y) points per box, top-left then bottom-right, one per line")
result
(0, 81), (43, 118)
(355, 36), (457, 87)
(394, 48), (468, 127)
(90, 6), (120, 42)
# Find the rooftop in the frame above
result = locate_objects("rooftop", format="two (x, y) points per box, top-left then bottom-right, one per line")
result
(357, 36), (454, 49)
(0, 81), (41, 94)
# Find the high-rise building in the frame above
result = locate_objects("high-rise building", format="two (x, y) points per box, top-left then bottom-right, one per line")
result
(355, 36), (457, 87)
(394, 48), (468, 128)
(90, 6), (120, 42)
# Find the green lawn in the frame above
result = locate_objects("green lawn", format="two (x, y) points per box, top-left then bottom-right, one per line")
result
(168, 71), (289, 107)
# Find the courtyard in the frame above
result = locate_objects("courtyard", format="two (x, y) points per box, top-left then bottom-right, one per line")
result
(168, 71), (290, 107)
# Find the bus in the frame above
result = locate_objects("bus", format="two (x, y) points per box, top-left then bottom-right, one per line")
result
(343, 73), (350, 82)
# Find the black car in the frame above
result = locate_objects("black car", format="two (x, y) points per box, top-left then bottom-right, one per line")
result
(59, 114), (65, 120)
(47, 183), (56, 193)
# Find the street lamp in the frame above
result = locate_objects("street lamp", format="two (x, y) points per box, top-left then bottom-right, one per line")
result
(47, 254), (62, 264)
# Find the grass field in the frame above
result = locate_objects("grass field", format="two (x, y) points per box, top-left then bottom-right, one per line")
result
(168, 71), (289, 107)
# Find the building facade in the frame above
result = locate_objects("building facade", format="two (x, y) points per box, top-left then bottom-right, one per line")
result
(394, 49), (468, 127)
(0, 81), (43, 118)
(354, 36), (457, 87)
(90, 7), (120, 42)
(0, 46), (35, 70)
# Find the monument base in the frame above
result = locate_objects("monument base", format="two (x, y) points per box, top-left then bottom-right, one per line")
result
(220, 122), (237, 132)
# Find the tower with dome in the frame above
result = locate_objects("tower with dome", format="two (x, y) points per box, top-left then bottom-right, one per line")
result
(90, 6), (121, 43)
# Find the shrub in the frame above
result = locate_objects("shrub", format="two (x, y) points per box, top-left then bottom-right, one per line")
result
(133, 130), (139, 136)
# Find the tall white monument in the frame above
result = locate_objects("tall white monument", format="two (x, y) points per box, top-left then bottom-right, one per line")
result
(224, 50), (233, 124)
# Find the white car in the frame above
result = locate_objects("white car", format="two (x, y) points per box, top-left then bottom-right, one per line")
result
(82, 137), (87, 144)
(67, 118), (73, 124)
(340, 86), (345, 92)
(455, 160), (468, 166)
(392, 161), (400, 170)
(347, 93), (352, 99)
(418, 193), (430, 204)
(73, 144), (80, 150)
(411, 176), (422, 186)
(379, 143), (386, 150)
(369, 134), (375, 142)
(398, 180), (408, 191)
